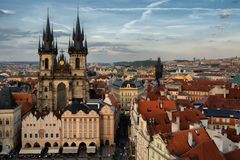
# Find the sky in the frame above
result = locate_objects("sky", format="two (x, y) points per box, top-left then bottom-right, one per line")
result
(0, 0), (240, 63)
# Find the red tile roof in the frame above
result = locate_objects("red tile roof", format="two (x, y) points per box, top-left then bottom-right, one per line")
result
(175, 99), (193, 108)
(203, 95), (240, 110)
(222, 127), (240, 142)
(182, 140), (224, 160)
(172, 108), (206, 130)
(164, 128), (211, 157)
(224, 149), (240, 160)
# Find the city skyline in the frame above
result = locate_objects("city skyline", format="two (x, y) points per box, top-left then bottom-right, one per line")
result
(0, 0), (240, 62)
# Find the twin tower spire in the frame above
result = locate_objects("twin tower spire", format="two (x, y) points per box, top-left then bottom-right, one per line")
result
(38, 8), (88, 55)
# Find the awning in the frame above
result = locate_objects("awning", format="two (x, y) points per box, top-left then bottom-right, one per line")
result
(19, 148), (42, 154)
(0, 148), (11, 155)
(87, 146), (96, 153)
(47, 147), (59, 154)
(62, 147), (78, 154)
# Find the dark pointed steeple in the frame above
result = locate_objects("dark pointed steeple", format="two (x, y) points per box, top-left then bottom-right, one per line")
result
(46, 8), (50, 35)
(68, 8), (88, 55)
(155, 57), (163, 86)
(40, 8), (56, 54)
(38, 36), (41, 52)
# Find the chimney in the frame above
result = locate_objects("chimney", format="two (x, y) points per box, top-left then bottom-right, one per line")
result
(171, 116), (180, 132)
(167, 111), (173, 121)
(176, 116), (180, 124)
(235, 124), (240, 135)
(188, 132), (193, 147)
(160, 102), (163, 109)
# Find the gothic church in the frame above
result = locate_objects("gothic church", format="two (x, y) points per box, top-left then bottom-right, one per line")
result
(37, 10), (89, 111)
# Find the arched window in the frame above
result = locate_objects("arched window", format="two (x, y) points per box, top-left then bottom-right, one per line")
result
(6, 131), (9, 138)
(45, 58), (49, 69)
(75, 58), (80, 69)
(44, 87), (48, 92)
(6, 119), (9, 125)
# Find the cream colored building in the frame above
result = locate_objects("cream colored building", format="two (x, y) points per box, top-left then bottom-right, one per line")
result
(136, 115), (150, 160)
(0, 88), (21, 154)
(111, 79), (145, 112)
(149, 134), (175, 160)
(20, 112), (61, 154)
(61, 99), (115, 153)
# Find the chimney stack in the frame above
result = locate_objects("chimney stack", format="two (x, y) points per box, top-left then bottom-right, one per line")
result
(188, 132), (193, 147)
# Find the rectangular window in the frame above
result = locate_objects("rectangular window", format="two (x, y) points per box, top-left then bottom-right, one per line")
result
(56, 133), (59, 138)
(35, 134), (38, 138)
(89, 133), (92, 138)
(45, 133), (48, 138)
(89, 124), (92, 130)
(51, 133), (53, 138)
(30, 134), (32, 138)
(80, 133), (82, 138)
(24, 134), (27, 138)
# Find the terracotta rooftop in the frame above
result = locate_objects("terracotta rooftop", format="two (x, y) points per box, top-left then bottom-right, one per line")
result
(164, 128), (211, 157)
(181, 140), (224, 160)
(172, 108), (206, 130)
(203, 95), (240, 110)
(175, 99), (193, 108)
(222, 127), (240, 143)
(224, 149), (240, 160)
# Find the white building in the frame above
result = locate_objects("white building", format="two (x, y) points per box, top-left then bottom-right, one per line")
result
(20, 112), (61, 154)
(0, 88), (21, 155)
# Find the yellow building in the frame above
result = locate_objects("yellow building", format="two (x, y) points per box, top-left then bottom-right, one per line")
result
(111, 79), (145, 112)
(61, 99), (115, 154)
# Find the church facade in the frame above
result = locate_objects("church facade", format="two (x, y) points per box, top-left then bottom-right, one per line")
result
(37, 10), (89, 111)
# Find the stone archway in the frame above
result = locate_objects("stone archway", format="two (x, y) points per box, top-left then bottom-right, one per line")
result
(53, 142), (58, 147)
(45, 142), (51, 148)
(71, 142), (76, 147)
(79, 142), (87, 150)
(63, 142), (69, 147)
(25, 143), (32, 148)
(33, 142), (40, 148)
(57, 82), (67, 109)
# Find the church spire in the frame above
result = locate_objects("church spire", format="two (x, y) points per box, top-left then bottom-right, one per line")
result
(68, 7), (88, 55)
(39, 8), (56, 54)
(46, 8), (51, 36)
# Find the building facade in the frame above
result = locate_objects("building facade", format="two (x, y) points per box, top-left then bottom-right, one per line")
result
(0, 88), (21, 154)
(61, 100), (115, 152)
(37, 10), (89, 111)
(111, 79), (145, 112)
(21, 112), (61, 151)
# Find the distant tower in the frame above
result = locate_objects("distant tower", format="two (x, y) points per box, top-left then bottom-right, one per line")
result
(68, 8), (89, 100)
(37, 9), (89, 111)
(37, 9), (58, 111)
(155, 57), (163, 86)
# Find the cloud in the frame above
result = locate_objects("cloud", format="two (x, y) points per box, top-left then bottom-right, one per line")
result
(53, 29), (70, 37)
(0, 28), (38, 41)
(0, 9), (15, 16)
(119, 0), (170, 34)
(219, 11), (231, 19)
